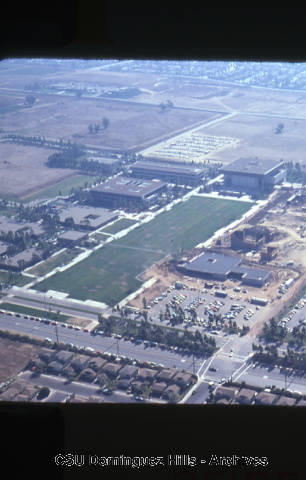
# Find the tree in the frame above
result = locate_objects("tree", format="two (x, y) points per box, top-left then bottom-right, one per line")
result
(142, 297), (147, 310)
(102, 117), (109, 129)
(24, 95), (36, 107)
(275, 123), (284, 134)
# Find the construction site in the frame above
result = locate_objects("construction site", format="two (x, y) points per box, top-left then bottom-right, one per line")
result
(128, 187), (306, 330)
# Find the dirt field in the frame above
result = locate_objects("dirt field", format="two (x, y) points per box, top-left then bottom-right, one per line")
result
(0, 142), (76, 198)
(0, 92), (220, 152)
(0, 337), (41, 383)
(196, 113), (306, 165)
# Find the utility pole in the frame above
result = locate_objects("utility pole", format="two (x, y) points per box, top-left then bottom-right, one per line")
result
(116, 338), (120, 357)
(55, 323), (59, 344)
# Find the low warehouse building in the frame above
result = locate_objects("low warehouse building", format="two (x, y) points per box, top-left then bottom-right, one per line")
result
(58, 230), (88, 246)
(179, 251), (271, 287)
(221, 157), (286, 192)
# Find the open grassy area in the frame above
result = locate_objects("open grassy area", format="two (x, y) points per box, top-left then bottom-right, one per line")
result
(34, 196), (251, 306)
(0, 270), (31, 287)
(0, 302), (70, 322)
(21, 174), (99, 202)
(26, 248), (82, 277)
(100, 218), (137, 235)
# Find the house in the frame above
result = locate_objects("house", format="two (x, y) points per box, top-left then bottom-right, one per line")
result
(117, 379), (131, 391)
(69, 395), (88, 403)
(151, 382), (167, 397)
(54, 350), (74, 365)
(96, 373), (108, 387)
(255, 392), (276, 405)
(62, 365), (76, 378)
(88, 395), (104, 403)
(162, 384), (181, 400)
(172, 372), (195, 390)
(31, 358), (47, 371)
(118, 364), (138, 380)
(216, 398), (231, 405)
(130, 381), (145, 394)
(137, 368), (158, 382)
(47, 360), (63, 375)
(21, 385), (38, 400)
(0, 387), (20, 401)
(38, 348), (54, 363)
(234, 388), (256, 405)
(101, 362), (122, 378)
(70, 354), (90, 372)
(214, 386), (237, 402)
(276, 396), (296, 406)
(14, 394), (29, 402)
(87, 357), (107, 372)
(78, 368), (96, 383)
(156, 368), (177, 383)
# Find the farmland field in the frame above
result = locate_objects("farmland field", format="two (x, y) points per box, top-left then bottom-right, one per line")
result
(34, 197), (251, 306)
(0, 143), (75, 199)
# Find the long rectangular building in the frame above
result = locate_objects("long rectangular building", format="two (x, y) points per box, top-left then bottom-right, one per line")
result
(130, 161), (206, 186)
(91, 176), (167, 208)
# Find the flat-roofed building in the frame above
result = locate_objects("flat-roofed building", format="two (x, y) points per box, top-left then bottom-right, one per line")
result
(0, 247), (43, 271)
(55, 204), (118, 230)
(131, 161), (206, 186)
(179, 250), (271, 287)
(221, 157), (286, 192)
(58, 230), (88, 246)
(91, 176), (167, 208)
(0, 217), (44, 237)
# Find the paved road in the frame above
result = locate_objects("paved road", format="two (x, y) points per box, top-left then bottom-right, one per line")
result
(233, 364), (306, 395)
(0, 313), (202, 371)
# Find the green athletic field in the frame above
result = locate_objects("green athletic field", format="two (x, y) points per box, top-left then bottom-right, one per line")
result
(34, 196), (251, 306)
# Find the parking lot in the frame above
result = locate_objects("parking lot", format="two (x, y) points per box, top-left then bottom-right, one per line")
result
(144, 283), (264, 335)
(278, 296), (306, 331)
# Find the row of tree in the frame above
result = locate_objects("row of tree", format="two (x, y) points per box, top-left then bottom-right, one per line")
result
(284, 161), (306, 184)
(97, 314), (217, 357)
(252, 342), (306, 371)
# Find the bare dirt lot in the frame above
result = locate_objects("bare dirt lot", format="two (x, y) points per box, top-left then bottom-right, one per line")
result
(0, 337), (41, 383)
(197, 113), (306, 165)
(0, 93), (220, 152)
(0, 142), (76, 198)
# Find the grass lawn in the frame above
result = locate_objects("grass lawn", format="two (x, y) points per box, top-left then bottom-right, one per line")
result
(35, 197), (252, 306)
(26, 248), (82, 277)
(100, 218), (136, 235)
(0, 302), (70, 322)
(20, 174), (99, 202)
(0, 270), (31, 287)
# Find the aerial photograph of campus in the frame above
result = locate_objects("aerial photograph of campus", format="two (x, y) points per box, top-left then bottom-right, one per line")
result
(0, 58), (305, 406)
